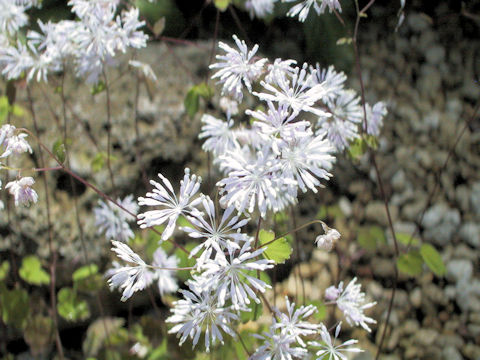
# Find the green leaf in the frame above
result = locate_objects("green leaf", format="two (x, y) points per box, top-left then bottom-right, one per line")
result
(310, 300), (327, 321)
(184, 87), (199, 118)
(240, 299), (263, 323)
(10, 104), (25, 117)
(0, 96), (8, 124)
(358, 226), (386, 251)
(184, 83), (214, 118)
(0, 261), (10, 281)
(214, 0), (230, 11)
(91, 81), (106, 95)
(19, 255), (50, 285)
(0, 284), (29, 329)
(397, 251), (423, 277)
(395, 232), (419, 246)
(52, 139), (66, 164)
(73, 264), (99, 282)
(90, 152), (115, 172)
(348, 137), (367, 160)
(259, 229), (292, 264)
(23, 315), (53, 355)
(148, 338), (168, 360)
(57, 287), (90, 321)
(83, 317), (125, 357)
(420, 244), (446, 276)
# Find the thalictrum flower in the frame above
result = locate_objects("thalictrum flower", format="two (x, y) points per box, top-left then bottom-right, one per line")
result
(167, 282), (238, 352)
(251, 325), (308, 360)
(5, 177), (38, 207)
(137, 168), (202, 241)
(94, 195), (138, 242)
(210, 35), (267, 100)
(310, 322), (363, 360)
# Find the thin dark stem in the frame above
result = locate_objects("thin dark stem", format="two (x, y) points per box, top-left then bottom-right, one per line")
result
(133, 72), (150, 189)
(253, 217), (263, 249)
(27, 86), (65, 360)
(258, 220), (324, 249)
(103, 69), (116, 191)
(234, 329), (251, 357)
(229, 6), (252, 44)
(290, 207), (305, 306)
(351, 1), (401, 358)
(206, 9), (220, 82)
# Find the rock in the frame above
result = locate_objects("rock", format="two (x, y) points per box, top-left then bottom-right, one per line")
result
(413, 328), (438, 346)
(338, 196), (353, 217)
(391, 169), (406, 192)
(409, 287), (422, 308)
(408, 13), (431, 32)
(422, 203), (461, 246)
(471, 182), (480, 215)
(446, 259), (473, 283)
(442, 346), (463, 360)
(425, 45), (446, 65)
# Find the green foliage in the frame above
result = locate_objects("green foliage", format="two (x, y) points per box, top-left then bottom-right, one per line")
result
(420, 244), (446, 276)
(83, 318), (125, 357)
(258, 229), (292, 264)
(19, 255), (50, 285)
(57, 287), (90, 321)
(397, 250), (423, 277)
(0, 96), (8, 124)
(184, 83), (214, 118)
(310, 300), (327, 321)
(357, 226), (386, 251)
(0, 96), (26, 124)
(91, 152), (117, 172)
(175, 243), (197, 281)
(148, 338), (168, 360)
(214, 0), (231, 11)
(73, 264), (99, 282)
(52, 139), (66, 164)
(395, 232), (419, 246)
(0, 261), (9, 281)
(0, 284), (29, 329)
(23, 315), (54, 356)
(91, 81), (106, 95)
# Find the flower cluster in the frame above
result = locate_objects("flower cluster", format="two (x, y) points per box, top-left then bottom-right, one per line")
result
(0, 0), (148, 83)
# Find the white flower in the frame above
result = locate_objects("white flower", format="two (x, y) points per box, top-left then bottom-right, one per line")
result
(315, 222), (340, 251)
(310, 322), (363, 360)
(250, 325), (308, 360)
(273, 296), (320, 346)
(311, 64), (346, 103)
(364, 101), (387, 137)
(151, 247), (179, 296)
(327, 277), (377, 332)
(129, 60), (158, 82)
(265, 58), (297, 84)
(137, 168), (202, 241)
(219, 96), (239, 118)
(245, 0), (277, 18)
(279, 128), (335, 194)
(0, 41), (35, 81)
(94, 195), (138, 242)
(317, 89), (362, 151)
(247, 102), (310, 144)
(5, 177), (38, 207)
(217, 146), (292, 217)
(254, 64), (329, 116)
(284, 0), (342, 22)
(199, 114), (238, 157)
(107, 240), (152, 301)
(0, 125), (32, 158)
(182, 195), (250, 259)
(199, 241), (274, 309)
(167, 282), (238, 351)
(210, 35), (267, 100)
(0, 0), (28, 35)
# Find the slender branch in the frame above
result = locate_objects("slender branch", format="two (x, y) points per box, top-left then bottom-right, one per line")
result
(26, 85), (65, 360)
(234, 329), (252, 357)
(258, 220), (324, 249)
(102, 69), (116, 191)
(290, 207), (305, 306)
